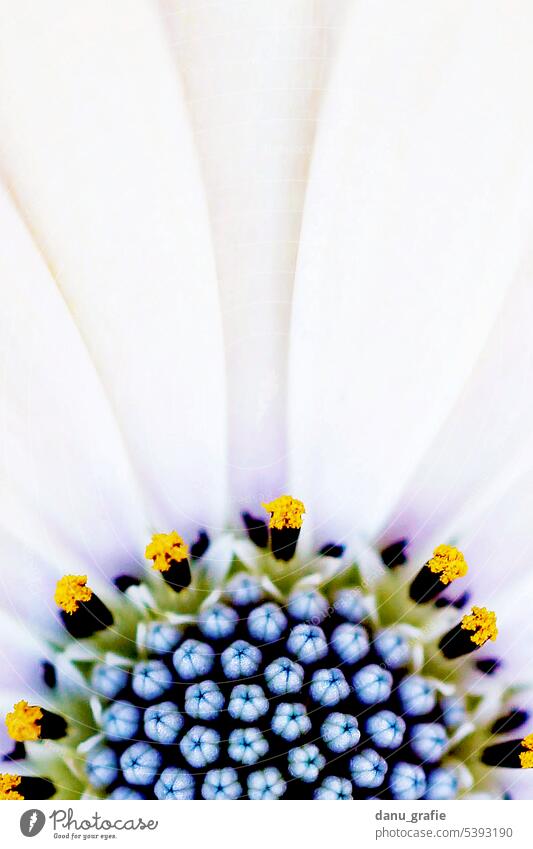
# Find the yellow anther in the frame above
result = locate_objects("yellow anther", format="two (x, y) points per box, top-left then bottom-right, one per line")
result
(6, 701), (43, 742)
(0, 774), (23, 800)
(519, 750), (533, 769)
(262, 496), (306, 530)
(521, 734), (533, 752)
(427, 544), (468, 585)
(54, 575), (92, 615)
(145, 532), (189, 573)
(460, 607), (498, 647)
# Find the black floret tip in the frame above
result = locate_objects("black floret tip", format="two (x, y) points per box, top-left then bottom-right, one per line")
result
(270, 526), (300, 561)
(409, 563), (446, 604)
(39, 709), (68, 741)
(435, 592), (471, 610)
(113, 574), (141, 593)
(481, 740), (525, 769)
(242, 513), (269, 548)
(60, 594), (114, 639)
(438, 623), (479, 659)
(318, 542), (345, 558)
(162, 558), (192, 593)
(451, 592), (471, 610)
(19, 776), (56, 800)
(190, 531), (210, 560)
(42, 661), (57, 689)
(380, 539), (408, 568)
(2, 742), (26, 762)
(491, 710), (529, 735)
(476, 658), (501, 676)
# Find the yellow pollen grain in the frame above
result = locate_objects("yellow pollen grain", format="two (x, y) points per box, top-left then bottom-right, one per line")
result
(0, 774), (23, 800)
(54, 575), (92, 615)
(519, 751), (533, 769)
(460, 606), (498, 647)
(145, 532), (189, 573)
(6, 701), (43, 742)
(262, 495), (306, 530)
(521, 734), (533, 752)
(427, 544), (468, 585)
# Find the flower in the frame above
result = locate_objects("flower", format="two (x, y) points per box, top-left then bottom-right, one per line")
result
(0, 501), (532, 800)
(1, 2), (533, 802)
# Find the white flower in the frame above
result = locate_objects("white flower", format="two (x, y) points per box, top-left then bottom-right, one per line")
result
(0, 2), (533, 799)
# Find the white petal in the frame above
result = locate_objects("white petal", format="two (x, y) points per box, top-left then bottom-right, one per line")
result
(0, 610), (53, 755)
(164, 0), (347, 511)
(288, 2), (533, 546)
(0, 187), (148, 578)
(505, 773), (533, 801)
(0, 527), (65, 640)
(0, 0), (226, 537)
(455, 469), (533, 685)
(0, 607), (98, 756)
(0, 524), (113, 643)
(379, 257), (533, 560)
(0, 690), (18, 757)
(0, 614), (46, 696)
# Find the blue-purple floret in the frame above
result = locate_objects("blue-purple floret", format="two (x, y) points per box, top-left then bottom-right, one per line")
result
(86, 582), (455, 799)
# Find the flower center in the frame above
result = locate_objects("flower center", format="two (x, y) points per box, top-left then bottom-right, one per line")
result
(1, 496), (531, 800)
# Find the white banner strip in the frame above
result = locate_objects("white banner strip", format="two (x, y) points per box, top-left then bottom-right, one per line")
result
(0, 800), (531, 848)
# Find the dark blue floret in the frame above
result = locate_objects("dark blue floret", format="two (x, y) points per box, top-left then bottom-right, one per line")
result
(103, 701), (140, 742)
(144, 702), (183, 744)
(120, 742), (162, 786)
(91, 664), (128, 700)
(154, 767), (194, 800)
